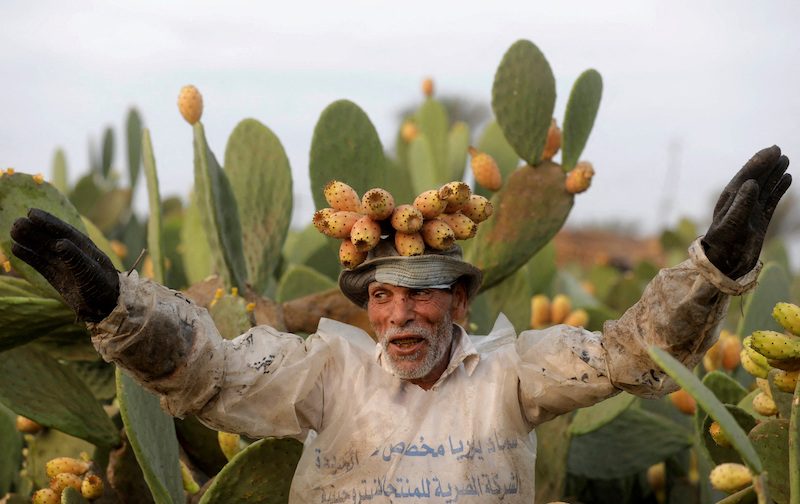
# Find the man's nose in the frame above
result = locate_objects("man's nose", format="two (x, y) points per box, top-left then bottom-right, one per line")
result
(388, 296), (415, 326)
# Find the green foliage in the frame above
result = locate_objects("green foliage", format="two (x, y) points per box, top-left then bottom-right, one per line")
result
(0, 346), (118, 447)
(142, 129), (165, 283)
(0, 296), (78, 352)
(198, 437), (302, 504)
(561, 69), (603, 171)
(101, 126), (114, 179)
(309, 100), (386, 211)
(51, 148), (69, 194)
(700, 405), (756, 465)
(126, 108), (143, 193)
(208, 293), (252, 340)
(491, 39), (556, 165)
(480, 264), (531, 333)
(117, 369), (184, 504)
(475, 120), (519, 198)
(749, 419), (790, 504)
(569, 392), (637, 436)
(224, 119), (293, 293)
(0, 402), (22, 495)
(276, 264), (336, 303)
(180, 191), (214, 286)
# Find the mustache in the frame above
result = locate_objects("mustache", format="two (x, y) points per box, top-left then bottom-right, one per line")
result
(380, 324), (434, 341)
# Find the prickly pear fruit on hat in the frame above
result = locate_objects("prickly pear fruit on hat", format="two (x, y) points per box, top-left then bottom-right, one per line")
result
(421, 219), (455, 251)
(468, 146), (502, 192)
(439, 212), (476, 240)
(350, 216), (382, 252)
(177, 85), (203, 125)
(565, 161), (595, 194)
(312, 208), (335, 234)
(438, 181), (471, 212)
(460, 194), (493, 223)
(413, 189), (447, 219)
(390, 204), (424, 234)
(361, 188), (395, 221)
(395, 232), (425, 257)
(339, 239), (368, 269)
(324, 211), (362, 239)
(541, 118), (562, 161)
(324, 180), (362, 212)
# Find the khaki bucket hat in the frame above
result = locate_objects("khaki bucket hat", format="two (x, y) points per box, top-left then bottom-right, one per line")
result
(338, 240), (483, 308)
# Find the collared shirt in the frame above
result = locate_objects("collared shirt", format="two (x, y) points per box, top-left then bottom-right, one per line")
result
(90, 239), (761, 503)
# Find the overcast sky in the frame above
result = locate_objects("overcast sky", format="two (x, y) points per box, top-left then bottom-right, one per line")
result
(2, 0), (799, 265)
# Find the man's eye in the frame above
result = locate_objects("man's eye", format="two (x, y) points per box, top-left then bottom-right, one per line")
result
(410, 289), (433, 301)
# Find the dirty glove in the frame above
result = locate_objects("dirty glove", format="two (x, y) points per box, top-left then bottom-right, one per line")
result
(10, 208), (120, 322)
(703, 145), (791, 279)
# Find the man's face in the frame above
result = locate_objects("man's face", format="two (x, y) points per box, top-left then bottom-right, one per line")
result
(367, 282), (463, 383)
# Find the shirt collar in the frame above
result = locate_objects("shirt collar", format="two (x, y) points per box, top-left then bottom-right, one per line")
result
(374, 324), (480, 386)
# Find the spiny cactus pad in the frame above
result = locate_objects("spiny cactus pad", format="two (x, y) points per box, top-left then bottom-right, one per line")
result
(561, 69), (603, 171)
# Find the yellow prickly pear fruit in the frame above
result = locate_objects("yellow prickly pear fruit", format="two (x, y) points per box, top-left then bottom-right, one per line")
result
(46, 457), (90, 478)
(530, 294), (551, 329)
(773, 302), (800, 336)
(33, 173), (45, 184)
(32, 488), (59, 504)
(81, 474), (104, 500)
(180, 460), (200, 494)
(312, 208), (335, 234)
(361, 188), (395, 221)
(541, 118), (562, 161)
(218, 431), (242, 462)
(413, 189), (447, 219)
(324, 211), (362, 239)
(565, 161), (595, 194)
(740, 349), (770, 379)
(16, 415), (43, 434)
(421, 219), (455, 251)
(350, 216), (382, 252)
(390, 204), (424, 234)
(755, 377), (772, 398)
(772, 368), (800, 393)
(339, 239), (368, 269)
(401, 120), (419, 143)
(438, 212), (477, 240)
(468, 146), (502, 192)
(50, 472), (83, 494)
(177, 85), (203, 125)
(709, 463), (752, 494)
(550, 294), (572, 325)
(750, 329), (800, 360)
(563, 309), (589, 328)
(709, 421), (731, 448)
(324, 180), (362, 212)
(669, 389), (696, 415)
(394, 232), (425, 257)
(438, 181), (471, 212)
(422, 77), (434, 98)
(460, 194), (493, 223)
(752, 392), (778, 416)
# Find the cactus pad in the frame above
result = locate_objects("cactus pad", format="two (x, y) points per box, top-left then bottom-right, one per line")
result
(569, 392), (637, 436)
(475, 121), (519, 199)
(276, 264), (336, 303)
(142, 129), (165, 283)
(491, 40), (556, 165)
(198, 437), (302, 504)
(749, 418), (789, 504)
(209, 293), (252, 340)
(446, 121), (470, 182)
(126, 108), (143, 192)
(561, 69), (603, 171)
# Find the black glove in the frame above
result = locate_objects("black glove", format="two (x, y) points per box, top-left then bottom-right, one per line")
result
(703, 145), (791, 279)
(10, 208), (120, 322)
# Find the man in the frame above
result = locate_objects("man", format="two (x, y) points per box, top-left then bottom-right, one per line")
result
(9, 146), (791, 502)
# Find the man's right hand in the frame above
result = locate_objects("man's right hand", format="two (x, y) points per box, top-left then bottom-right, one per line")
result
(10, 208), (120, 322)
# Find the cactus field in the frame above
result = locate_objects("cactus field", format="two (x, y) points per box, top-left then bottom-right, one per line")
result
(1, 38), (799, 503)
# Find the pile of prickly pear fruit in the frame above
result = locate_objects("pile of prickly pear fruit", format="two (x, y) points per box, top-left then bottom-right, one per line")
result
(741, 302), (800, 393)
(312, 179), (493, 269)
(31, 456), (103, 503)
(529, 293), (589, 329)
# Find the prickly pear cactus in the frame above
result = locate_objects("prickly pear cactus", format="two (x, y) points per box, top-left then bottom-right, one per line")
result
(208, 290), (253, 340)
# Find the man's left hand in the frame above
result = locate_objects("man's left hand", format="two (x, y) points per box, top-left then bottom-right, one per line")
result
(703, 145), (791, 279)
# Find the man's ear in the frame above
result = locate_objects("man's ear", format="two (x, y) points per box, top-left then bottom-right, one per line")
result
(450, 281), (469, 321)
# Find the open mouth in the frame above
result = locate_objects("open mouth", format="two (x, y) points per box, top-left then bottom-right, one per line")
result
(391, 337), (424, 349)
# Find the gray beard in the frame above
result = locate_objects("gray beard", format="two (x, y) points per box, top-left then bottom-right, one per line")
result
(378, 312), (453, 380)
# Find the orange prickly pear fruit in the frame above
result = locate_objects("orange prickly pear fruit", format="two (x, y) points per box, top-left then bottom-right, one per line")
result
(50, 472), (83, 494)
(438, 212), (477, 240)
(33, 173), (45, 184)
(350, 216), (382, 252)
(390, 204), (424, 234)
(468, 146), (502, 192)
(460, 194), (493, 223)
(563, 309), (589, 328)
(32, 488), (59, 504)
(422, 77), (434, 98)
(394, 232), (425, 257)
(177, 85), (203, 125)
(324, 180), (362, 212)
(218, 431), (241, 462)
(438, 181), (471, 212)
(703, 338), (724, 372)
(361, 188), (395, 221)
(721, 333), (742, 371)
(401, 120), (419, 143)
(324, 211), (362, 239)
(339, 239), (368, 269)
(530, 294), (551, 329)
(709, 421), (731, 448)
(109, 240), (128, 259)
(81, 474), (104, 500)
(550, 294), (572, 324)
(16, 415), (43, 434)
(565, 161), (595, 194)
(669, 389), (696, 415)
(421, 219), (455, 251)
(312, 208), (335, 234)
(752, 391), (778, 416)
(413, 189), (447, 219)
(709, 463), (752, 494)
(46, 457), (90, 478)
(541, 118), (562, 161)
